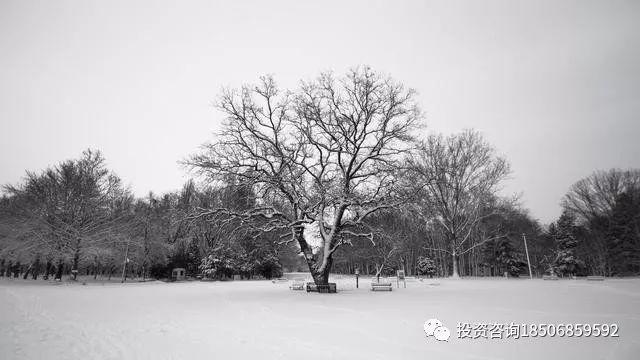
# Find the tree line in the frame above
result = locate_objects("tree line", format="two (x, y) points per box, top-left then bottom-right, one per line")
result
(0, 151), (285, 281)
(1, 67), (638, 284)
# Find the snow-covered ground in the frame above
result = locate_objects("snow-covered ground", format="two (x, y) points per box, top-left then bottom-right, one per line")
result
(1, 276), (639, 360)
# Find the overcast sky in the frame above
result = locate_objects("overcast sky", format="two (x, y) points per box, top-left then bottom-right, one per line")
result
(1, 0), (638, 223)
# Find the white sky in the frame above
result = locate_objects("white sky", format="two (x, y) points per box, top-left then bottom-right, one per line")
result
(1, 0), (639, 223)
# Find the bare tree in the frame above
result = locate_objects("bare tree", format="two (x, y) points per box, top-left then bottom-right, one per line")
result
(188, 67), (422, 285)
(562, 169), (640, 275)
(3, 150), (135, 280)
(562, 169), (640, 223)
(409, 130), (511, 278)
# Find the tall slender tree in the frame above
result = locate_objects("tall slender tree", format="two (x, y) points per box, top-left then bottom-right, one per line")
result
(606, 191), (640, 275)
(409, 130), (511, 278)
(551, 210), (584, 276)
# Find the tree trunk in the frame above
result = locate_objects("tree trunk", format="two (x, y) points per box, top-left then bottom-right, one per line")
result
(44, 261), (52, 280)
(310, 265), (331, 285)
(307, 250), (333, 285)
(451, 251), (460, 278)
(294, 227), (334, 286)
(375, 264), (384, 282)
(93, 256), (99, 280)
(55, 260), (64, 280)
(72, 238), (81, 280)
(22, 266), (31, 279)
(32, 259), (40, 280)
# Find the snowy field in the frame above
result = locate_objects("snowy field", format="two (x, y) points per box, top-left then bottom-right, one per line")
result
(1, 276), (639, 360)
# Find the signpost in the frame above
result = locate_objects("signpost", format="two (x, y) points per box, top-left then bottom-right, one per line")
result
(355, 267), (360, 289)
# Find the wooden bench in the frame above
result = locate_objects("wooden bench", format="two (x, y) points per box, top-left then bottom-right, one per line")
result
(306, 282), (337, 293)
(371, 282), (393, 291)
(587, 276), (605, 281)
(543, 275), (559, 280)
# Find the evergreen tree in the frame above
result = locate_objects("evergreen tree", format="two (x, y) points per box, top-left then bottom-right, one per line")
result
(606, 191), (640, 275)
(551, 211), (584, 276)
(185, 239), (202, 276)
(494, 239), (526, 277)
(416, 256), (437, 277)
(199, 244), (242, 280)
(255, 253), (283, 279)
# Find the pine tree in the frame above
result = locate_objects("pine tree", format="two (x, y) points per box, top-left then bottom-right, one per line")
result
(606, 191), (640, 275)
(495, 239), (526, 277)
(416, 256), (437, 277)
(255, 253), (283, 280)
(551, 211), (584, 276)
(185, 239), (201, 276)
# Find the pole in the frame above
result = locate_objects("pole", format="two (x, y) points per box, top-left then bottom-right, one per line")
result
(121, 240), (129, 283)
(522, 233), (533, 279)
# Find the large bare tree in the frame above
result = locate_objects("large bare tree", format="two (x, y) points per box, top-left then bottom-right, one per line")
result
(188, 67), (422, 285)
(562, 169), (640, 223)
(409, 130), (511, 278)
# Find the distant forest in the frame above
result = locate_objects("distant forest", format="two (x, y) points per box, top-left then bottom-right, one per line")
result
(1, 68), (639, 283)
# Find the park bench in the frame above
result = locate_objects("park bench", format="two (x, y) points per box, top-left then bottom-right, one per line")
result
(371, 282), (393, 291)
(306, 282), (337, 293)
(587, 276), (605, 281)
(289, 279), (305, 290)
(543, 275), (559, 280)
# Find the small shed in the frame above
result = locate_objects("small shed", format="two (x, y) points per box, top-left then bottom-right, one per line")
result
(171, 268), (186, 281)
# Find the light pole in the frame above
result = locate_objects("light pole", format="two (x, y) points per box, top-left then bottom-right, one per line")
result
(522, 233), (533, 279)
(121, 239), (130, 283)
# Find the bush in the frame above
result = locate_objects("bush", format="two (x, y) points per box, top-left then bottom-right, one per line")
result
(416, 256), (437, 277)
